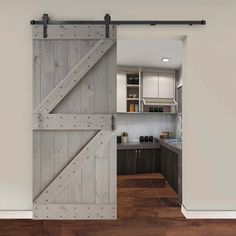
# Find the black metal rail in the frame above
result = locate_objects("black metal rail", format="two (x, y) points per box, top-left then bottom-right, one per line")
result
(30, 13), (206, 38)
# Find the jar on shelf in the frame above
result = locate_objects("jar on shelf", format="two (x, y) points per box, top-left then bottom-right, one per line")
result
(129, 104), (135, 112)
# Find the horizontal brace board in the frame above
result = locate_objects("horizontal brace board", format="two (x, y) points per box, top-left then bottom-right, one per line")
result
(33, 25), (116, 39)
(33, 204), (117, 220)
(33, 114), (112, 130)
(34, 39), (115, 114)
(34, 130), (112, 204)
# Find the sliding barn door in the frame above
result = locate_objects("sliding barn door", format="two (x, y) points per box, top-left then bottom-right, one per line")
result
(32, 25), (117, 219)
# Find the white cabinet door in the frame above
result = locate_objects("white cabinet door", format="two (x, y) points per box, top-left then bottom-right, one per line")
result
(143, 72), (159, 98)
(158, 73), (175, 98)
(117, 72), (127, 112)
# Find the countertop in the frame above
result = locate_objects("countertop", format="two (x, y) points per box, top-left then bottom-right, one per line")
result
(157, 138), (182, 154)
(117, 138), (182, 154)
(117, 140), (160, 150)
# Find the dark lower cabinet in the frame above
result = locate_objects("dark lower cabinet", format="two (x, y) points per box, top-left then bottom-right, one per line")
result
(117, 146), (179, 196)
(136, 149), (160, 174)
(126, 150), (137, 175)
(117, 150), (136, 175)
(117, 150), (126, 175)
(160, 146), (178, 193)
(117, 149), (160, 175)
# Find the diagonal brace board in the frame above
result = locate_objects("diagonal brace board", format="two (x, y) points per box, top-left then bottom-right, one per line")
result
(33, 114), (112, 130)
(34, 130), (113, 205)
(33, 39), (116, 114)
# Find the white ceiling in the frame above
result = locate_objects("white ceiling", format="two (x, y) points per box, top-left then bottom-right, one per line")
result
(117, 40), (183, 69)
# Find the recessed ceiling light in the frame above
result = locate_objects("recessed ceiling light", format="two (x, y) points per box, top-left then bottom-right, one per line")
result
(161, 57), (171, 62)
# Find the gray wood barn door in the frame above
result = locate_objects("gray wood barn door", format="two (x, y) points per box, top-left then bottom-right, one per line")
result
(32, 25), (117, 220)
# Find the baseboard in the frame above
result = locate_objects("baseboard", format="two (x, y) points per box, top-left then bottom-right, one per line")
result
(0, 211), (32, 219)
(2, 207), (236, 220)
(181, 205), (236, 219)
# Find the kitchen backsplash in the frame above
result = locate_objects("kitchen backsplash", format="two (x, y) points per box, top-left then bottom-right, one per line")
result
(116, 114), (176, 142)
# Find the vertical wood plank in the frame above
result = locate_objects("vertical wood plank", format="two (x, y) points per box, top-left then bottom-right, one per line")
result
(93, 43), (111, 204)
(65, 40), (82, 113)
(80, 40), (97, 204)
(33, 40), (41, 108)
(108, 134), (117, 204)
(33, 131), (41, 199)
(67, 40), (83, 203)
(108, 40), (117, 113)
(33, 40), (41, 199)
(40, 131), (55, 190)
(81, 40), (96, 113)
(94, 50), (109, 113)
(40, 41), (55, 191)
(53, 41), (69, 203)
(108, 38), (117, 204)
(81, 70), (95, 113)
(96, 144), (109, 204)
(81, 133), (96, 204)
(67, 130), (82, 203)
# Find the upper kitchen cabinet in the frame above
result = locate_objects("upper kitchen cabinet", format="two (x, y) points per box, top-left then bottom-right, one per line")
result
(158, 73), (175, 99)
(117, 71), (127, 112)
(143, 72), (159, 98)
(116, 66), (177, 113)
(143, 72), (175, 99)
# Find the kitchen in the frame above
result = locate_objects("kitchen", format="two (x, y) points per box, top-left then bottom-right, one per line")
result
(116, 39), (183, 204)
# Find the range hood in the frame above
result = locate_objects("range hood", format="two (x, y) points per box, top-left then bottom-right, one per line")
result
(143, 98), (177, 106)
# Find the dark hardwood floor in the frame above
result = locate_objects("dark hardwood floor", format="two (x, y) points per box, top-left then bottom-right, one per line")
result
(1, 173), (236, 236)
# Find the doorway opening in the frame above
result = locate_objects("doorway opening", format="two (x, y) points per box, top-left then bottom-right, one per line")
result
(116, 37), (184, 218)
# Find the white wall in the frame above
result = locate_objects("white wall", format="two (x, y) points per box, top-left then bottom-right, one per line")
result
(0, 0), (236, 211)
(116, 114), (176, 142)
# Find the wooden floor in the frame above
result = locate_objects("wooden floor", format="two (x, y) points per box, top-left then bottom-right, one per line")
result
(1, 173), (236, 236)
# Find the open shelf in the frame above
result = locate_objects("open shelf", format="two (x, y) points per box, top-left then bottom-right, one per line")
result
(127, 98), (139, 101)
(127, 84), (139, 87)
(126, 73), (140, 112)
